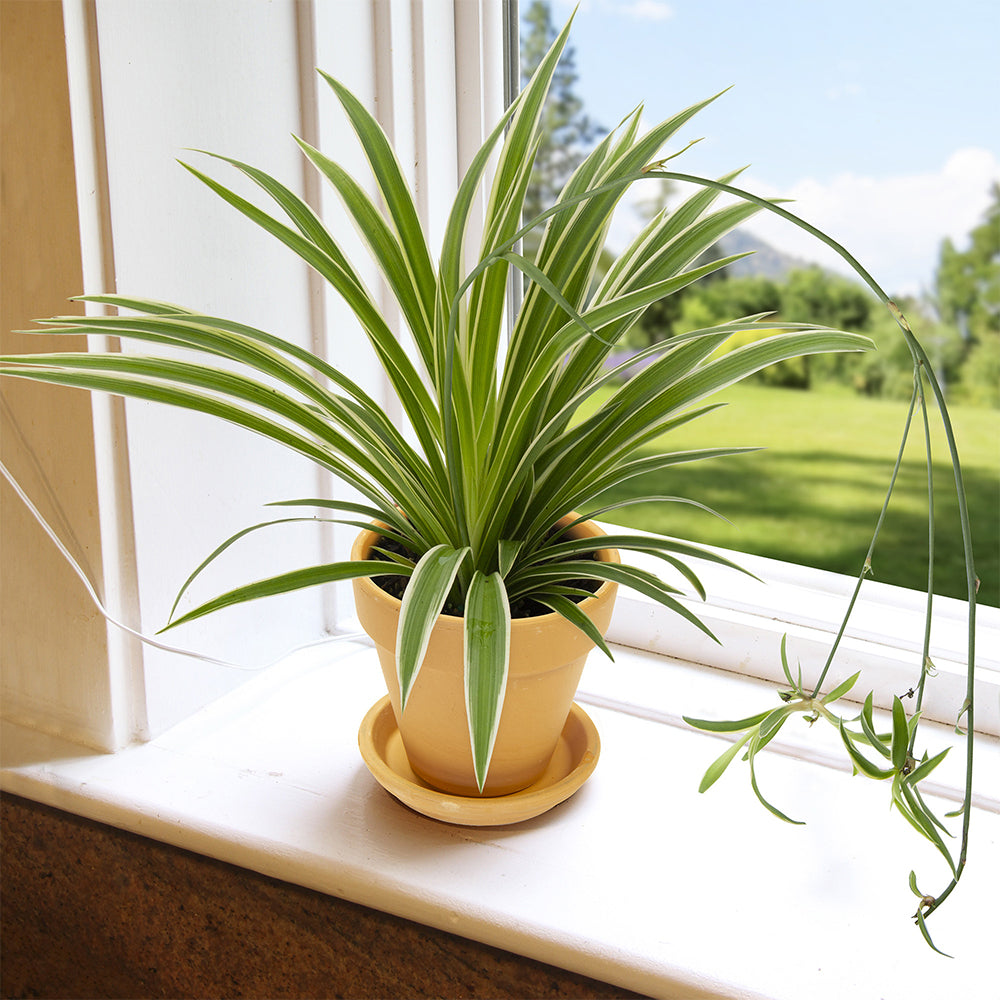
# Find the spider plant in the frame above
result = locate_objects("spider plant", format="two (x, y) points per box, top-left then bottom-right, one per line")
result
(0, 18), (873, 794)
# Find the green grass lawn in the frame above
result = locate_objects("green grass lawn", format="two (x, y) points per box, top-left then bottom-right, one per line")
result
(583, 383), (999, 606)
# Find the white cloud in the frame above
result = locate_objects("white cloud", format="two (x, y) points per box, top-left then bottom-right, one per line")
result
(825, 82), (864, 101)
(615, 0), (674, 21)
(739, 148), (999, 296)
(556, 0), (674, 18)
(604, 147), (998, 298)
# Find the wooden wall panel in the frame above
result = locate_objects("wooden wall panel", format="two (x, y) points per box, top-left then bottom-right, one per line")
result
(1, 0), (112, 746)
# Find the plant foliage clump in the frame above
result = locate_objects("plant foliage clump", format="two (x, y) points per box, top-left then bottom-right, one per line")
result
(0, 17), (872, 791)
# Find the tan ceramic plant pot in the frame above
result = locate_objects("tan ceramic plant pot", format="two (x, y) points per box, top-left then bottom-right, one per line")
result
(351, 517), (619, 797)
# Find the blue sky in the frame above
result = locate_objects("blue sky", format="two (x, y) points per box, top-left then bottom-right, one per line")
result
(542, 0), (1000, 296)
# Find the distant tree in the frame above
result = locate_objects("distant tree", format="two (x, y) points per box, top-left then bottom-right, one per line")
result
(781, 266), (872, 384)
(957, 334), (1000, 406)
(781, 266), (872, 332)
(652, 188), (1000, 404)
(520, 1), (603, 258)
(934, 182), (1000, 342)
(934, 183), (999, 406)
(852, 299), (965, 400)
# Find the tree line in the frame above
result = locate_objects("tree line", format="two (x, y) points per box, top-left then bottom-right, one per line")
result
(629, 197), (998, 409)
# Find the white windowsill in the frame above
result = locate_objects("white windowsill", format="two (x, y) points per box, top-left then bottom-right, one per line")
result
(2, 630), (997, 999)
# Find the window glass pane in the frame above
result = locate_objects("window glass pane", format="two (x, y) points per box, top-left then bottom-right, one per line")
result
(520, 0), (999, 605)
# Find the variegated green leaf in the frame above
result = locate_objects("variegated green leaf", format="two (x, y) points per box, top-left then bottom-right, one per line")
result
(893, 778), (957, 876)
(839, 718), (895, 780)
(891, 696), (910, 771)
(168, 515), (339, 620)
(915, 909), (952, 958)
(684, 709), (773, 734)
(859, 692), (893, 759)
(497, 539), (523, 577)
(464, 571), (511, 792)
(905, 747), (950, 787)
(533, 592), (613, 660)
(697, 731), (754, 793)
(747, 731), (804, 825)
(820, 670), (861, 706)
(164, 560), (407, 631)
(397, 545), (469, 710)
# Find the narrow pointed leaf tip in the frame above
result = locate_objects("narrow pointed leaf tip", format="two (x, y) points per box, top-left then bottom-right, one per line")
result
(821, 670), (861, 705)
(891, 696), (910, 771)
(464, 572), (511, 792)
(697, 732), (753, 793)
(916, 910), (953, 958)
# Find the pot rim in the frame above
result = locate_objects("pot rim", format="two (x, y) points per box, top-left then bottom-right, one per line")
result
(351, 516), (620, 627)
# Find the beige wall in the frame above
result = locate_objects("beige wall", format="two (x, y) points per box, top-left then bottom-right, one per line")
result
(1, 0), (110, 740)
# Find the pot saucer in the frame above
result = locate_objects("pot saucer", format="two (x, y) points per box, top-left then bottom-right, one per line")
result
(358, 696), (600, 826)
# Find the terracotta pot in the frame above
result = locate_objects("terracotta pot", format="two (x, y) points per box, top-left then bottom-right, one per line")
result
(351, 517), (619, 797)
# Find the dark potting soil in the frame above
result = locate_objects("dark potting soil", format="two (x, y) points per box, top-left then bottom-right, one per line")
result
(370, 534), (601, 619)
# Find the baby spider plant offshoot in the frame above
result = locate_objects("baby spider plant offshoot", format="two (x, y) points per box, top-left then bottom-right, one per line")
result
(672, 185), (980, 954)
(686, 632), (965, 959)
